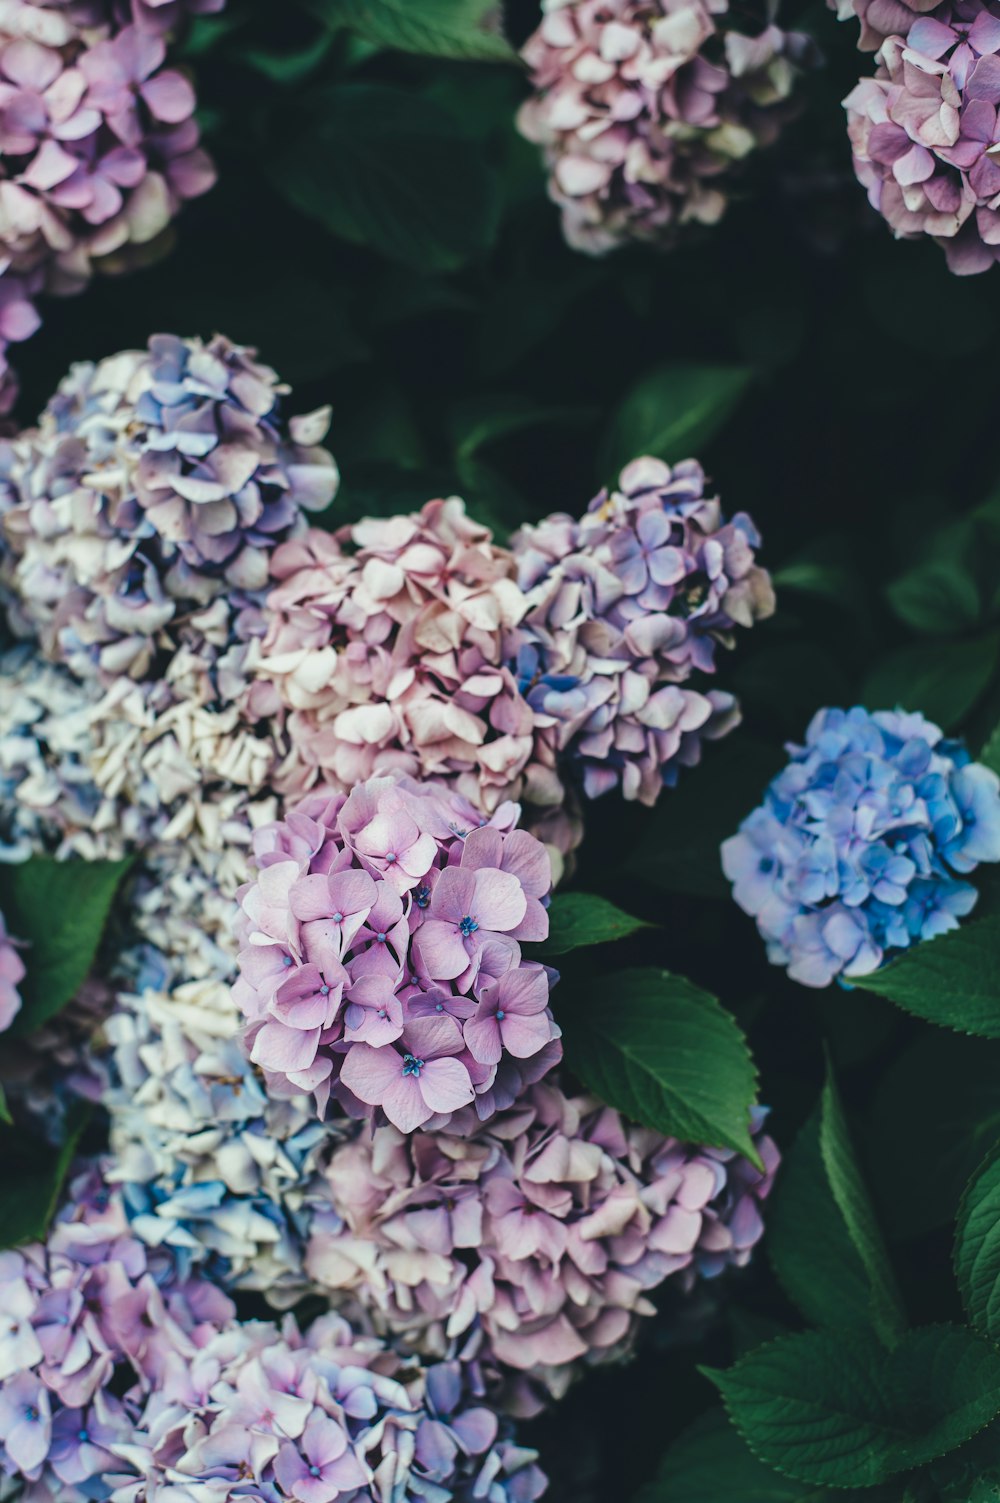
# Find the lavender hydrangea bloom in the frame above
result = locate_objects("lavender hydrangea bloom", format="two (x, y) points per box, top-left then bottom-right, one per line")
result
(845, 0), (1000, 273)
(517, 0), (814, 253)
(304, 1080), (779, 1413)
(0, 1161), (234, 1500)
(722, 706), (1000, 986)
(104, 963), (349, 1301)
(0, 904), (24, 1031)
(111, 1309), (547, 1503)
(232, 772), (561, 1131)
(0, 334), (337, 679)
(511, 456), (774, 804)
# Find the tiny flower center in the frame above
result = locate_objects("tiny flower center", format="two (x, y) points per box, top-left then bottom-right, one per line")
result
(435, 1002), (444, 1012)
(376, 932), (387, 943)
(415, 885), (431, 909)
(377, 1009), (387, 1019)
(282, 955), (293, 967)
(459, 915), (479, 937)
(402, 1054), (425, 1077)
(78, 1429), (89, 1443)
(320, 985), (330, 995)
(385, 852), (397, 863)
(310, 1466), (322, 1478)
(496, 1009), (505, 1020)
(25, 1407), (39, 1423)
(332, 912), (344, 923)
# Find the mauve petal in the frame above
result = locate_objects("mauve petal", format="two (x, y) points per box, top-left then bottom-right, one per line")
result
(411, 920), (470, 982)
(381, 1073), (434, 1133)
(500, 1010), (555, 1058)
(427, 866), (476, 923)
(250, 1019), (320, 1073)
(463, 1014), (503, 1066)
(470, 868), (527, 930)
(418, 1057), (474, 1114)
(339, 1041), (405, 1104)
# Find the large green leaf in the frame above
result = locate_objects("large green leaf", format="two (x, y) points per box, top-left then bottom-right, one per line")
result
(539, 892), (650, 957)
(706, 1325), (1000, 1489)
(304, 0), (517, 61)
(559, 967), (760, 1161)
(886, 558), (983, 637)
(853, 916), (1000, 1038)
(956, 1145), (1000, 1341)
(0, 856), (133, 1034)
(766, 1112), (876, 1337)
(636, 1409), (903, 1503)
(270, 85), (501, 272)
(0, 1104), (90, 1250)
(816, 1067), (906, 1344)
(861, 632), (1000, 732)
(598, 362), (753, 480)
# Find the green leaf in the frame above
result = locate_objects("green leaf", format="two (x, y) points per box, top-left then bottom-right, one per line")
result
(303, 0), (517, 61)
(0, 856), (133, 1034)
(861, 632), (1000, 732)
(956, 1145), (1000, 1341)
(270, 85), (501, 272)
(539, 893), (650, 957)
(766, 1112), (876, 1336)
(598, 363), (752, 480)
(0, 1104), (90, 1249)
(0, 1083), (10, 1127)
(559, 967), (760, 1161)
(817, 1065), (906, 1345)
(706, 1325), (1000, 1489)
(853, 916), (1000, 1038)
(622, 736), (783, 900)
(981, 721), (1000, 778)
(886, 558), (983, 637)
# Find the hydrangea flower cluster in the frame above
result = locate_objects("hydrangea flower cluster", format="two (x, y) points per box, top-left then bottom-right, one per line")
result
(844, 0), (1000, 273)
(516, 0), (814, 254)
(0, 0), (220, 407)
(511, 456), (775, 804)
(0, 902), (24, 1030)
(0, 1162), (235, 1501)
(113, 1311), (548, 1503)
(249, 500), (560, 817)
(233, 774), (561, 1131)
(105, 961), (348, 1300)
(722, 706), (1000, 986)
(0, 332), (337, 679)
(304, 1081), (779, 1411)
(0, 1162), (548, 1503)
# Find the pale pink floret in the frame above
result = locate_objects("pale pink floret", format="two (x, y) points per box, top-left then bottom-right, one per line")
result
(0, 906), (25, 1033)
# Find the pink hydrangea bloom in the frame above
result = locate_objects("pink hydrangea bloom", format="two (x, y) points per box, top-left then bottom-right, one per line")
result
(232, 772), (561, 1130)
(0, 904), (25, 1031)
(304, 1080), (780, 1413)
(845, 0), (1000, 273)
(517, 0), (814, 253)
(511, 456), (774, 804)
(249, 500), (565, 820)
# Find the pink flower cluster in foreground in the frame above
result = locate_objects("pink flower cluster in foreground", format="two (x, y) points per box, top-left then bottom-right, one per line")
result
(0, 903), (25, 1031)
(234, 773), (560, 1131)
(305, 1082), (780, 1410)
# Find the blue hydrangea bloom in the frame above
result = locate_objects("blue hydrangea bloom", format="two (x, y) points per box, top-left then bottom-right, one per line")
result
(722, 706), (1000, 987)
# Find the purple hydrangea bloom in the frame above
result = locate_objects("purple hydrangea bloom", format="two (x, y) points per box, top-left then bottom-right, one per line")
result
(0, 903), (25, 1031)
(232, 772), (561, 1131)
(722, 705), (1000, 986)
(0, 1160), (234, 1499)
(510, 456), (774, 804)
(112, 1308), (547, 1503)
(845, 0), (1000, 273)
(0, 333), (338, 680)
(517, 0), (815, 253)
(304, 1079), (779, 1413)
